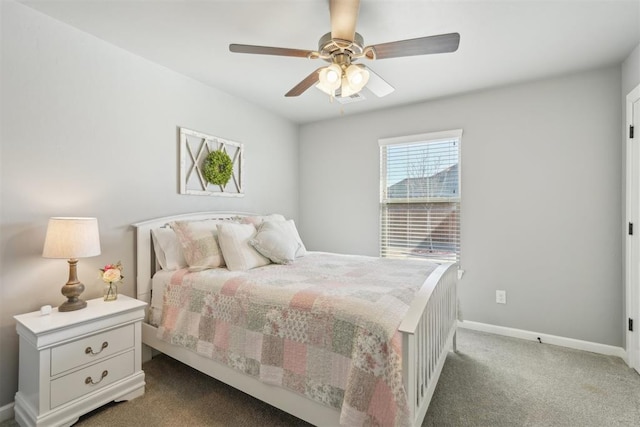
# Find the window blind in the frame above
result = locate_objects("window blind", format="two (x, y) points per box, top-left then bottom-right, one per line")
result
(379, 130), (462, 263)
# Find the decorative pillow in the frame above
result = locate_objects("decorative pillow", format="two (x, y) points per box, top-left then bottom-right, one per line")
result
(170, 220), (225, 271)
(250, 220), (301, 264)
(241, 213), (286, 227)
(216, 222), (270, 271)
(151, 227), (187, 271)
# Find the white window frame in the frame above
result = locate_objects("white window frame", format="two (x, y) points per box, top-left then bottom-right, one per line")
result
(379, 129), (463, 263)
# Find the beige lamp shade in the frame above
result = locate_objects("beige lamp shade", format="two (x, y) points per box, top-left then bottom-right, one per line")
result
(43, 217), (101, 259)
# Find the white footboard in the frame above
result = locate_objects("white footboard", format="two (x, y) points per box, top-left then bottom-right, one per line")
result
(399, 262), (458, 426)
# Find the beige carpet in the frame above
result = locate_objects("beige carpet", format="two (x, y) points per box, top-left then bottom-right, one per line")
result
(3, 328), (640, 426)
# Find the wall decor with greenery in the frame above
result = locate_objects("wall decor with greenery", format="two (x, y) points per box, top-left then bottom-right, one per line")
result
(179, 127), (244, 197)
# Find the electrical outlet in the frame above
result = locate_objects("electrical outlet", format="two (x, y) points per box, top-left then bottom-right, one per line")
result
(496, 290), (506, 304)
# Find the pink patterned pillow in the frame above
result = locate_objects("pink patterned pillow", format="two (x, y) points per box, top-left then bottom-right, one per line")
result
(170, 220), (225, 271)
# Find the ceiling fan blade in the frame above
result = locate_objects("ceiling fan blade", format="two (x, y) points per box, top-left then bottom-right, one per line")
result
(362, 66), (394, 97)
(285, 68), (323, 97)
(366, 32), (460, 60)
(330, 0), (360, 42)
(229, 44), (315, 58)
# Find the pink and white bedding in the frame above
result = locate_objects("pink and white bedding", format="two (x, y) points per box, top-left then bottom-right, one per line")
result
(149, 270), (173, 327)
(157, 252), (438, 426)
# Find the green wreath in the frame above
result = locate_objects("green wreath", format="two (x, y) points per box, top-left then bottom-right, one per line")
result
(203, 150), (233, 186)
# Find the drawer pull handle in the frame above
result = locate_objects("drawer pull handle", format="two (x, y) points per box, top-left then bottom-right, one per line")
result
(85, 370), (108, 385)
(85, 341), (108, 355)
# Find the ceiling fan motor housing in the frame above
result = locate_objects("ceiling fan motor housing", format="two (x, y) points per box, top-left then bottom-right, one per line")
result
(317, 32), (367, 63)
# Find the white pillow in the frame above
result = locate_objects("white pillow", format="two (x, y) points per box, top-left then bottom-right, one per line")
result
(243, 215), (306, 258)
(151, 227), (187, 271)
(216, 222), (270, 271)
(287, 219), (307, 258)
(171, 220), (225, 271)
(250, 220), (301, 264)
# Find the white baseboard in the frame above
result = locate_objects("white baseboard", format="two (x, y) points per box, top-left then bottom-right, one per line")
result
(458, 320), (627, 361)
(0, 402), (14, 423)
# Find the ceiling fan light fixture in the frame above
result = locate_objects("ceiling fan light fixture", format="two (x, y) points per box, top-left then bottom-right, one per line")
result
(326, 65), (341, 83)
(345, 64), (369, 90)
(317, 63), (343, 96)
(340, 76), (357, 98)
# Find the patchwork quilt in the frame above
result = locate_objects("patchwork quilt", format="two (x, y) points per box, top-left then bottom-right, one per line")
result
(158, 252), (437, 426)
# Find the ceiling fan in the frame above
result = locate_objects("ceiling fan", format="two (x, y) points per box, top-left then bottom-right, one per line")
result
(229, 0), (460, 99)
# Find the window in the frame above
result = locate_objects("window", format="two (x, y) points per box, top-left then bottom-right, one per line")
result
(379, 130), (462, 263)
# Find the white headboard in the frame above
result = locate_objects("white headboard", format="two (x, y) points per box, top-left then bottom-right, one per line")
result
(132, 211), (257, 305)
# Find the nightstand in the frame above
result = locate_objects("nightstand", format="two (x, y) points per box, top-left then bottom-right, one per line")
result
(13, 295), (147, 427)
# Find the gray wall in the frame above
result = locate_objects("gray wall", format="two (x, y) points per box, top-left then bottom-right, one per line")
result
(299, 66), (623, 348)
(0, 2), (299, 407)
(622, 43), (640, 96)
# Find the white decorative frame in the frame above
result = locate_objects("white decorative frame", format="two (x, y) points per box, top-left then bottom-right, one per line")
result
(179, 127), (244, 197)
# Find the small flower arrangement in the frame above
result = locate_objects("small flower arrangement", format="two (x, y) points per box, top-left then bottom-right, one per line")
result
(100, 262), (124, 283)
(100, 262), (123, 301)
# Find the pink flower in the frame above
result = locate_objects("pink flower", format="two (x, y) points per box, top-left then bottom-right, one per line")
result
(100, 261), (123, 283)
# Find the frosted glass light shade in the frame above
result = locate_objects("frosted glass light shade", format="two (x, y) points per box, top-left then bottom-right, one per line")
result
(43, 217), (101, 259)
(317, 63), (370, 98)
(316, 64), (343, 96)
(344, 64), (369, 95)
(325, 67), (340, 83)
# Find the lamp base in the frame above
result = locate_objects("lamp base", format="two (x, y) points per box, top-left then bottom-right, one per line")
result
(59, 259), (87, 312)
(58, 297), (87, 312)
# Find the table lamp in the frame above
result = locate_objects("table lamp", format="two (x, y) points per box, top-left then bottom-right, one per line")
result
(42, 217), (101, 312)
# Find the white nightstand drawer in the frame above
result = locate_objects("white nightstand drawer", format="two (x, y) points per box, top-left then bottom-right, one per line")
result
(50, 350), (135, 408)
(51, 324), (134, 375)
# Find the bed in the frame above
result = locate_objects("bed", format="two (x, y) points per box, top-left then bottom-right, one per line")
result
(133, 212), (457, 426)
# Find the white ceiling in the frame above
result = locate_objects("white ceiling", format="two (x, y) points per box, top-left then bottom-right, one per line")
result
(19, 0), (640, 124)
